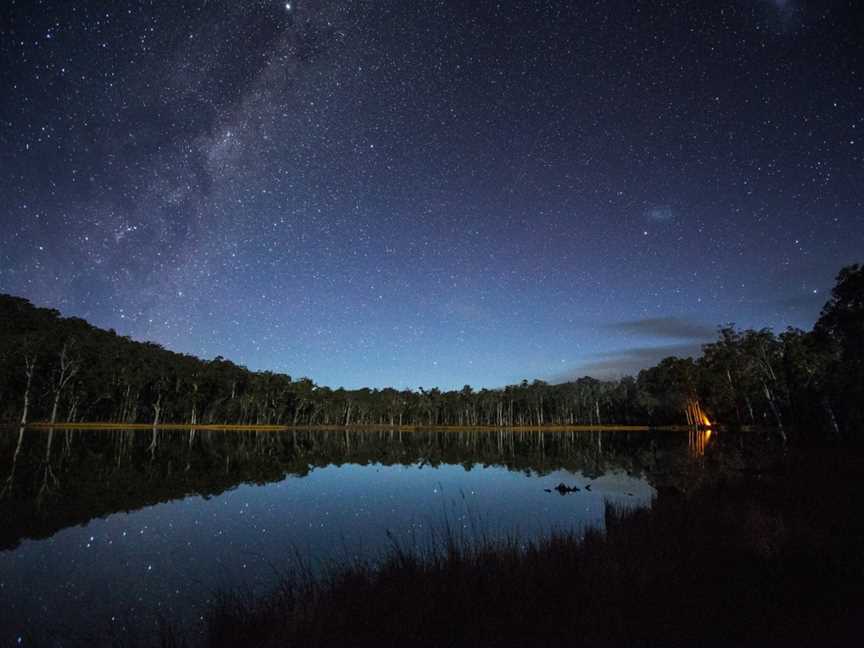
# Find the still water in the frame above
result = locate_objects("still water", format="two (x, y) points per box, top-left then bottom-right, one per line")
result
(0, 427), (710, 645)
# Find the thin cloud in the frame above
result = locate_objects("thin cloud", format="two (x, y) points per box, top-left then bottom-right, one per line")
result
(610, 317), (715, 340)
(550, 343), (705, 382)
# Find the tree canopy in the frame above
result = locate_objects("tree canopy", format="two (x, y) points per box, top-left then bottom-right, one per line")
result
(1, 264), (861, 437)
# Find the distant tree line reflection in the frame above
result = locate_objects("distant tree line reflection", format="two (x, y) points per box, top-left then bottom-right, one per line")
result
(0, 426), (720, 550)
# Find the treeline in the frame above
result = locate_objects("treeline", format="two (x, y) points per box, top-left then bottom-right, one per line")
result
(0, 264), (861, 435)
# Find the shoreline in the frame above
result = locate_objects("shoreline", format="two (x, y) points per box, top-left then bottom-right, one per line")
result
(4, 421), (712, 432)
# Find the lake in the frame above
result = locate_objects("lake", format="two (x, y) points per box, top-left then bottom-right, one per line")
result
(0, 426), (714, 645)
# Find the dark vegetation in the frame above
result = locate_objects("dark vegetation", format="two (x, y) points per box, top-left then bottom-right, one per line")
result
(201, 436), (863, 647)
(1, 265), (862, 435)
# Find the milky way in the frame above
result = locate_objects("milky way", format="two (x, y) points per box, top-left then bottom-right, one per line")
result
(1, 0), (862, 388)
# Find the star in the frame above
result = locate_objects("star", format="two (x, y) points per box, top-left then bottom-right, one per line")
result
(0, 0), (858, 389)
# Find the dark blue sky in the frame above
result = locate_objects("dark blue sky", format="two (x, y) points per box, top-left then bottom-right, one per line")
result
(1, 0), (861, 389)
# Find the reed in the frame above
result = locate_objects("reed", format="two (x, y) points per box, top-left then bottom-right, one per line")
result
(200, 447), (863, 647)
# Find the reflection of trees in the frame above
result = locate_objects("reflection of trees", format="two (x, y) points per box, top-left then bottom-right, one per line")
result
(0, 426), (739, 550)
(37, 428), (59, 504)
(688, 427), (712, 458)
(147, 426), (158, 461)
(0, 426), (25, 498)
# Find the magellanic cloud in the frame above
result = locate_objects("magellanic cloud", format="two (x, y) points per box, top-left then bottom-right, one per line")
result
(645, 206), (675, 223)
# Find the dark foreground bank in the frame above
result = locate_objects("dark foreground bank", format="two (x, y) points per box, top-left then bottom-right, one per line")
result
(190, 441), (862, 647)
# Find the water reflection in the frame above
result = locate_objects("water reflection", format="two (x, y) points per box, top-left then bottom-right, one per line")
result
(0, 426), (711, 645)
(688, 427), (713, 458)
(0, 426), (704, 550)
(0, 426), (25, 499)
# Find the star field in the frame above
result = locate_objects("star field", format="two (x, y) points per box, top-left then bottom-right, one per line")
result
(1, 0), (862, 388)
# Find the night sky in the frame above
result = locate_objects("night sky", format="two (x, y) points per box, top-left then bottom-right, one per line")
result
(1, 1), (861, 389)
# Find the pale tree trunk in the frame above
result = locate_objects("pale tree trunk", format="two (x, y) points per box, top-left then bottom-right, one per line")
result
(50, 395), (61, 426)
(189, 381), (199, 425)
(127, 389), (139, 423)
(50, 342), (79, 424)
(152, 393), (162, 426)
(763, 382), (786, 442)
(148, 393), (162, 460)
(20, 355), (36, 425)
(744, 395), (756, 424)
(121, 384), (132, 422)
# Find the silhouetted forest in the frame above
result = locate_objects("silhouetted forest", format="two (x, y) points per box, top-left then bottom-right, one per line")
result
(1, 264), (861, 436)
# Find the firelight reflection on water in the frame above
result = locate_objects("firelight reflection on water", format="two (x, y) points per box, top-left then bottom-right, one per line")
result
(0, 427), (703, 644)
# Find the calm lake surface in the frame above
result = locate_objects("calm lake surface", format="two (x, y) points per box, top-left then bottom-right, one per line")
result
(0, 427), (714, 645)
